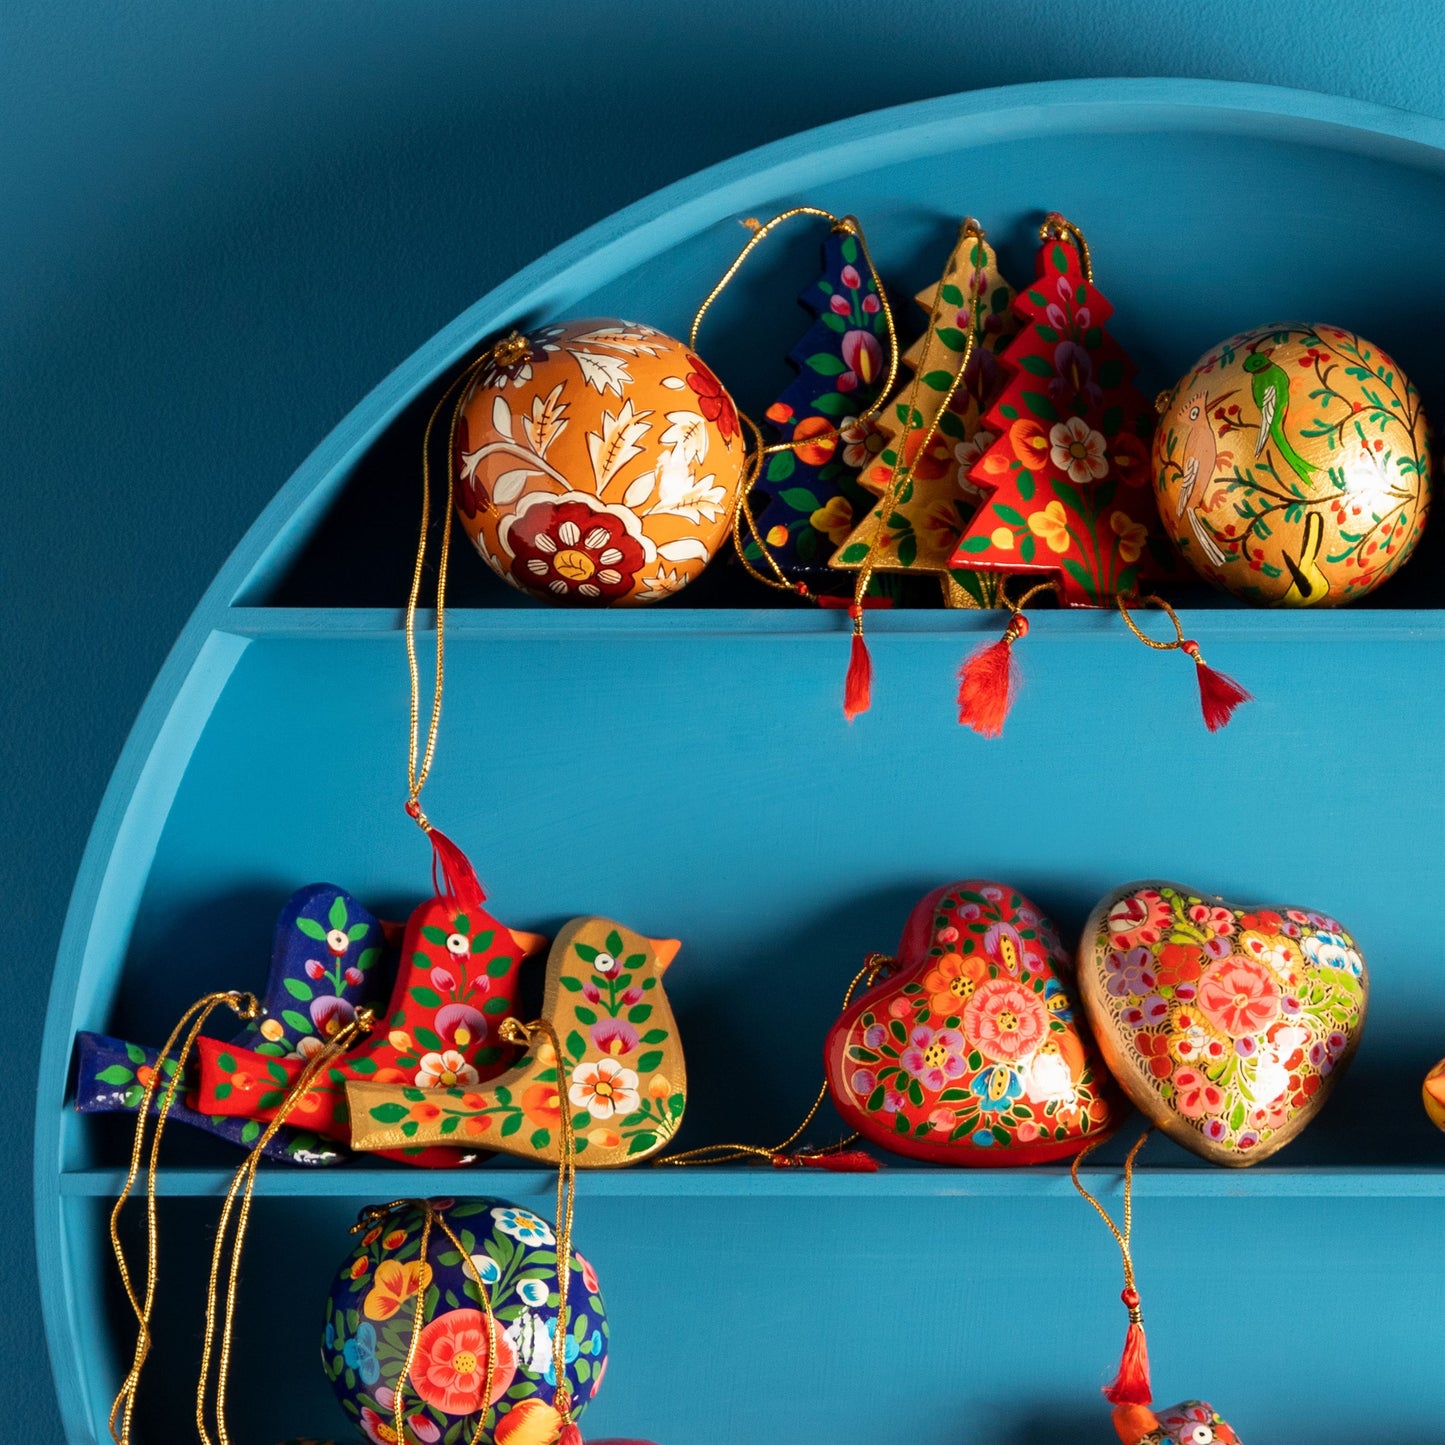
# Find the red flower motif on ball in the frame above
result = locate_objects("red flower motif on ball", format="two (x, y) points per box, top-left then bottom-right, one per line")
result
(507, 498), (646, 602)
(410, 1308), (516, 1416)
(685, 354), (738, 442)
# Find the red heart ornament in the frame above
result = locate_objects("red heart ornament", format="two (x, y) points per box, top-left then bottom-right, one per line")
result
(1079, 881), (1368, 1166)
(824, 881), (1125, 1165)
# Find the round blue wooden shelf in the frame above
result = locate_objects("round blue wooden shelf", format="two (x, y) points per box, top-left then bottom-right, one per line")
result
(38, 80), (1445, 1445)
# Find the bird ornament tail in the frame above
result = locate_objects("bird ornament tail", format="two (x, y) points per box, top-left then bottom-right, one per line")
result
(347, 917), (686, 1166)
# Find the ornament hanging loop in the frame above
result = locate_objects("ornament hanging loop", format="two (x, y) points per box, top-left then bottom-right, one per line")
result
(1072, 1129), (1154, 1406)
(1116, 592), (1252, 732)
(700, 207), (899, 599)
(689, 207), (900, 418)
(1040, 211), (1094, 283)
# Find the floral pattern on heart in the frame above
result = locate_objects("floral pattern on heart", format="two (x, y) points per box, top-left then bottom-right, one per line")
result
(1079, 881), (1367, 1166)
(824, 881), (1125, 1166)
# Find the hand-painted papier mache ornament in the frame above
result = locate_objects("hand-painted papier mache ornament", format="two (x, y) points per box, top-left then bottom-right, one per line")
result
(830, 222), (1020, 606)
(323, 1198), (608, 1445)
(825, 881), (1125, 1163)
(1078, 881), (1368, 1166)
(1154, 323), (1432, 604)
(948, 214), (1183, 605)
(455, 319), (747, 604)
(1113, 1402), (1240, 1444)
(347, 917), (686, 1166)
(195, 884), (546, 1167)
(743, 222), (892, 577)
(74, 883), (396, 1165)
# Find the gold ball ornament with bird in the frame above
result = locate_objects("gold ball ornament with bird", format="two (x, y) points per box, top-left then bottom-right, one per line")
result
(454, 319), (747, 605)
(1153, 323), (1431, 605)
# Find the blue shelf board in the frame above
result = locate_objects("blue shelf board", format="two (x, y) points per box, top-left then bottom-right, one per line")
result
(220, 605), (1445, 642)
(58, 1163), (1445, 1198)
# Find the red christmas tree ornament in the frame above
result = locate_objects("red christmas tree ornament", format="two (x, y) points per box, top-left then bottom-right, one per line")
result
(949, 214), (1183, 605)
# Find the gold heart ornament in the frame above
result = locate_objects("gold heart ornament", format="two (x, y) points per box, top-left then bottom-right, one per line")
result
(1078, 881), (1367, 1166)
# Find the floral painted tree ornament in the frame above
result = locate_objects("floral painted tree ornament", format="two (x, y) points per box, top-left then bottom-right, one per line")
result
(1078, 881), (1367, 1165)
(73, 882), (395, 1165)
(323, 1198), (608, 1445)
(824, 881), (1125, 1163)
(838, 220), (992, 718)
(948, 214), (1181, 605)
(742, 222), (892, 577)
(1153, 322), (1432, 604)
(347, 916), (686, 1166)
(831, 221), (1021, 606)
(1073, 1134), (1244, 1443)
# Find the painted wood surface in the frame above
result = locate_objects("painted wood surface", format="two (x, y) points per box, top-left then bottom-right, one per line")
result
(36, 81), (1445, 1444)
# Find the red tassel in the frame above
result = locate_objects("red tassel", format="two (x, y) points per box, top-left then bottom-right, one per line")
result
(957, 614), (1028, 736)
(1182, 640), (1252, 732)
(843, 604), (872, 721)
(1102, 1288), (1152, 1406)
(406, 801), (486, 904)
(771, 1149), (879, 1172)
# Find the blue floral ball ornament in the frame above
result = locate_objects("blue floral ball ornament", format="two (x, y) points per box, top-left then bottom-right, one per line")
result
(322, 1198), (608, 1445)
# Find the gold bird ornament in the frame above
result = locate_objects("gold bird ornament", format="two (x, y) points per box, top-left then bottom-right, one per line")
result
(348, 918), (685, 1165)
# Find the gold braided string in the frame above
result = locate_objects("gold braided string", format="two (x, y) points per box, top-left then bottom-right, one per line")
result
(1070, 1128), (1152, 1309)
(690, 208), (899, 596)
(406, 341), (515, 834)
(499, 1016), (578, 1423)
(850, 219), (986, 637)
(690, 209), (899, 415)
(351, 1201), (499, 1445)
(196, 1006), (376, 1445)
(1116, 590), (1226, 672)
(107, 991), (259, 1445)
(659, 955), (892, 1167)
(1040, 211), (1094, 283)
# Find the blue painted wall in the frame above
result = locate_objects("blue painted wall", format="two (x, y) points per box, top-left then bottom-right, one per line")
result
(7, 1), (1445, 1431)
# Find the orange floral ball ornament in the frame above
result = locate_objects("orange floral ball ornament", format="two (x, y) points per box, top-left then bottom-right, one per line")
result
(1153, 323), (1432, 605)
(455, 319), (748, 605)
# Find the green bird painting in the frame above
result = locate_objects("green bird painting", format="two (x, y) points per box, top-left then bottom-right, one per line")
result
(1243, 350), (1318, 487)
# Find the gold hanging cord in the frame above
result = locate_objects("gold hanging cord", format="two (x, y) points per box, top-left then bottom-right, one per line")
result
(1040, 210), (1093, 282)
(107, 990), (259, 1445)
(1070, 1128), (1151, 1309)
(659, 953), (893, 1167)
(498, 1015), (581, 1423)
(197, 1006), (377, 1445)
